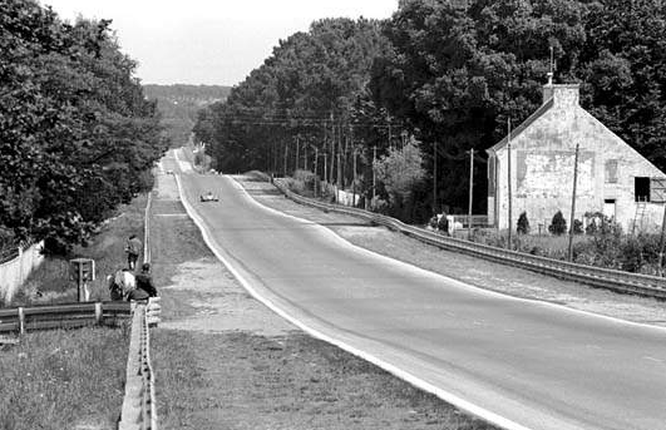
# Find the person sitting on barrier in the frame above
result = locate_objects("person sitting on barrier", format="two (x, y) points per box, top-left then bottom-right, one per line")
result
(108, 268), (148, 302)
(135, 263), (158, 297)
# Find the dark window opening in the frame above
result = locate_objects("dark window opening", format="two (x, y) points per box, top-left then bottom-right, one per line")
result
(635, 177), (650, 202)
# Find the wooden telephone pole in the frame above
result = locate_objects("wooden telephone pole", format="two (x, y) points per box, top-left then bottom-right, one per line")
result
(372, 145), (377, 200)
(468, 148), (475, 240)
(507, 119), (513, 249)
(567, 143), (581, 261)
(433, 143), (438, 214)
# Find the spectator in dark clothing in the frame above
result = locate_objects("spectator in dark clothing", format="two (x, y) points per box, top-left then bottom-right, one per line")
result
(135, 262), (158, 297)
(125, 234), (142, 270)
(126, 286), (150, 302)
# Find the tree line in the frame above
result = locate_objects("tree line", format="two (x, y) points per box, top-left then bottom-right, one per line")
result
(195, 0), (666, 224)
(143, 84), (231, 146)
(1, 0), (167, 252)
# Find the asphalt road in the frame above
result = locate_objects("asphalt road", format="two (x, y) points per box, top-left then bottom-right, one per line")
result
(163, 151), (666, 430)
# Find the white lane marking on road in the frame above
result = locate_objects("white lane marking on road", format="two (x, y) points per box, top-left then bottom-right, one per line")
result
(643, 356), (664, 364)
(229, 176), (666, 335)
(174, 173), (534, 430)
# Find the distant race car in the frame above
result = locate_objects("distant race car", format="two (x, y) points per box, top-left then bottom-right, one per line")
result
(200, 192), (219, 202)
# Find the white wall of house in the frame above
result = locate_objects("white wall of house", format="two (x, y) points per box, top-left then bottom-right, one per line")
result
(488, 84), (666, 233)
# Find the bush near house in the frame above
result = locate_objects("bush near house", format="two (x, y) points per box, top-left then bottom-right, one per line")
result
(549, 211), (567, 236)
(517, 212), (530, 235)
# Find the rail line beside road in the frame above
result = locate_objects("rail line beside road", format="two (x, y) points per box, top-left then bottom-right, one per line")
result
(272, 178), (666, 300)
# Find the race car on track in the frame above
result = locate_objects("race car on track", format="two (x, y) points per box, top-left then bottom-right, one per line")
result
(200, 191), (219, 202)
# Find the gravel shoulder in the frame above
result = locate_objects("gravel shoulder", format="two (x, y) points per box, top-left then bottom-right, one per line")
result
(234, 175), (666, 327)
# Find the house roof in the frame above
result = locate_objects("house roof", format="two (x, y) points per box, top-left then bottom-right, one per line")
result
(486, 97), (554, 155)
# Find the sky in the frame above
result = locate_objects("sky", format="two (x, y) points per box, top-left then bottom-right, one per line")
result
(42, 0), (398, 86)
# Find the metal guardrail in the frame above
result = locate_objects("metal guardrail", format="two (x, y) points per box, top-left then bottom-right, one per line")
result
(0, 301), (132, 334)
(118, 304), (156, 430)
(272, 178), (666, 300)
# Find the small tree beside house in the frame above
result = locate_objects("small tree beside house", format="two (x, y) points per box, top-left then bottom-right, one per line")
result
(549, 211), (567, 236)
(517, 212), (530, 234)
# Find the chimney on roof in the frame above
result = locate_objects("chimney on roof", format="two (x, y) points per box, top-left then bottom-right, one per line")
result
(543, 83), (580, 107)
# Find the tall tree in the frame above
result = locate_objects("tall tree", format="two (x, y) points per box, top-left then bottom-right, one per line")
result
(0, 0), (166, 251)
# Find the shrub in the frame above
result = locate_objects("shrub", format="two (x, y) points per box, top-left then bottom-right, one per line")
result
(548, 211), (567, 236)
(428, 215), (438, 229)
(320, 182), (337, 202)
(517, 212), (530, 235)
(369, 196), (389, 214)
(573, 219), (584, 235)
(437, 214), (449, 233)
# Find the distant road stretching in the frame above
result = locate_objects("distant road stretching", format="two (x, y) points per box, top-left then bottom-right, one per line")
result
(163, 151), (666, 430)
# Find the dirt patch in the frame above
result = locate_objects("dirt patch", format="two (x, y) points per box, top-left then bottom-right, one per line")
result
(158, 259), (295, 337)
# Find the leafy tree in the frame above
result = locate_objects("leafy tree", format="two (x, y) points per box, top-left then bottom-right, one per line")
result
(0, 0), (166, 252)
(373, 138), (426, 218)
(369, 0), (588, 213)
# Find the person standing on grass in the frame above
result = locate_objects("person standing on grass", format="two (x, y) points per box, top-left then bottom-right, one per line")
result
(125, 234), (142, 270)
(135, 262), (158, 297)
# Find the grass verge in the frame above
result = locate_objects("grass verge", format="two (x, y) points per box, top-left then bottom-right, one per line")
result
(0, 326), (129, 430)
(152, 330), (496, 430)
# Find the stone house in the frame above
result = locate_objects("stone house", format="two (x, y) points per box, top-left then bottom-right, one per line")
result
(486, 82), (666, 234)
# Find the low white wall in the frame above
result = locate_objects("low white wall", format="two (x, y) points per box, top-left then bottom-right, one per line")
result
(335, 189), (361, 207)
(0, 241), (45, 303)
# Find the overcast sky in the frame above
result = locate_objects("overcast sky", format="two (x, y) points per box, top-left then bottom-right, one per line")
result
(42, 0), (398, 86)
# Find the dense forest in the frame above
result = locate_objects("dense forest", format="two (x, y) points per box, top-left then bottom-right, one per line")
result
(0, 0), (167, 252)
(143, 84), (231, 146)
(193, 0), (666, 223)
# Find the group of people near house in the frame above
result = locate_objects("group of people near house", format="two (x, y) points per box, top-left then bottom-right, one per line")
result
(107, 234), (158, 302)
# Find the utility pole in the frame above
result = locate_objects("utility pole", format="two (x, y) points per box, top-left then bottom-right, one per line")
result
(314, 147), (319, 197)
(507, 119), (513, 249)
(567, 143), (580, 261)
(274, 141), (279, 176)
(303, 144), (307, 170)
(658, 204), (666, 275)
(388, 122), (393, 149)
(337, 152), (342, 188)
(372, 145), (377, 200)
(352, 147), (358, 207)
(468, 148), (475, 240)
(433, 143), (438, 214)
(324, 153), (328, 189)
(295, 136), (300, 172)
(283, 141), (288, 177)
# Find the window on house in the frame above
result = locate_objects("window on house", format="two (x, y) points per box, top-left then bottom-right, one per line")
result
(635, 177), (651, 202)
(605, 160), (618, 183)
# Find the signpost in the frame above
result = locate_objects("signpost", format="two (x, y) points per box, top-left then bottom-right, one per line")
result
(70, 258), (95, 302)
